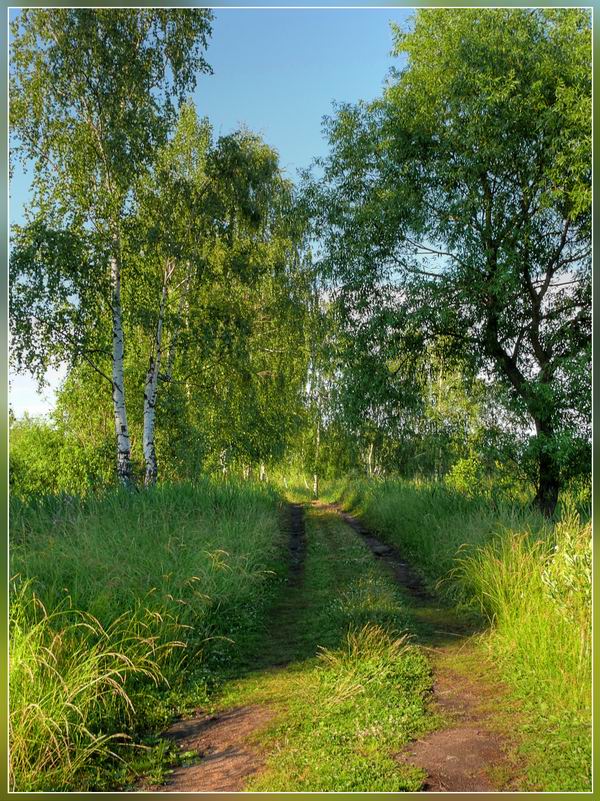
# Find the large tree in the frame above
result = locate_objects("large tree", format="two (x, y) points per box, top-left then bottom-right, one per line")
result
(19, 104), (311, 491)
(313, 8), (591, 514)
(10, 8), (213, 485)
(131, 104), (308, 484)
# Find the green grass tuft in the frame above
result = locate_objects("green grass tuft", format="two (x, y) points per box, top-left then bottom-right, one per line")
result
(248, 624), (432, 792)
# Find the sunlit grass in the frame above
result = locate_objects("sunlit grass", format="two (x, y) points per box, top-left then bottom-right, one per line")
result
(10, 582), (176, 791)
(248, 625), (432, 792)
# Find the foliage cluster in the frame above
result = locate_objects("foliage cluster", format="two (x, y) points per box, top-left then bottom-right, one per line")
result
(10, 414), (114, 499)
(306, 7), (591, 514)
(10, 8), (312, 488)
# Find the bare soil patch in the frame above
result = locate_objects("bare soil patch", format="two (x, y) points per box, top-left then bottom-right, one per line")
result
(286, 502), (306, 586)
(149, 705), (275, 792)
(398, 665), (510, 791)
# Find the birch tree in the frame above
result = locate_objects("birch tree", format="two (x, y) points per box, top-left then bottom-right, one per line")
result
(10, 8), (213, 485)
(132, 104), (308, 484)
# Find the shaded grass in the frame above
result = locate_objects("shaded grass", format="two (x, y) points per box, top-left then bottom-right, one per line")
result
(10, 479), (284, 791)
(323, 477), (591, 792)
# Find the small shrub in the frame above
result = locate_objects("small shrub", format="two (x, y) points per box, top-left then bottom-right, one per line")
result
(445, 454), (483, 497)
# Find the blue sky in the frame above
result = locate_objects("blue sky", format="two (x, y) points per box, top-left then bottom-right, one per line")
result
(10, 7), (412, 416)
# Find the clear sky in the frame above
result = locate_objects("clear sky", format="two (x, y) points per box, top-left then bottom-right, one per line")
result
(9, 7), (413, 417)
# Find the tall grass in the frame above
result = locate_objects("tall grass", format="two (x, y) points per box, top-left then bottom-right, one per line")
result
(324, 476), (591, 791)
(320, 476), (550, 593)
(10, 583), (175, 791)
(10, 479), (282, 791)
(453, 507), (591, 716)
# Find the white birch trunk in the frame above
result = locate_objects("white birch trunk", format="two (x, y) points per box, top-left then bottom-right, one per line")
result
(111, 251), (132, 486)
(143, 262), (171, 486)
(143, 353), (160, 486)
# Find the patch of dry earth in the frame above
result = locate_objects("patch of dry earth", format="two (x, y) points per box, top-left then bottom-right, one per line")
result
(145, 705), (275, 792)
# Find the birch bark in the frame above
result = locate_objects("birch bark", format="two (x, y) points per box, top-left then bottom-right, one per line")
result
(367, 441), (374, 478)
(313, 417), (320, 499)
(111, 250), (133, 486)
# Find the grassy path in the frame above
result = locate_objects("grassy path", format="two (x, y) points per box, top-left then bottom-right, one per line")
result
(325, 502), (517, 791)
(149, 502), (519, 792)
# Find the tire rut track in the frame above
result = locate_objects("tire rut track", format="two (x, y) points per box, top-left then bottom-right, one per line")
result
(320, 501), (514, 793)
(143, 502), (306, 793)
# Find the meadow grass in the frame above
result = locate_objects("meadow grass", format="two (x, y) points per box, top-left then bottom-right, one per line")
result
(11, 474), (591, 791)
(9, 479), (284, 791)
(321, 476), (591, 791)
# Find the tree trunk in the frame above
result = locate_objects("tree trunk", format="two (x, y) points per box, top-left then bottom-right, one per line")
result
(483, 309), (560, 517)
(367, 441), (374, 478)
(533, 421), (560, 517)
(313, 416), (321, 498)
(259, 462), (266, 482)
(534, 461), (560, 517)
(111, 251), (132, 487)
(143, 355), (159, 486)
